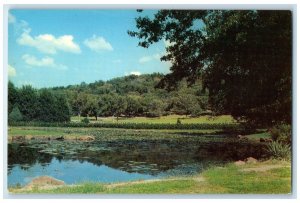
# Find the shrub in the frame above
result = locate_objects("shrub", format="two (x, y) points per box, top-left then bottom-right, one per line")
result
(8, 106), (23, 123)
(266, 141), (291, 161)
(81, 117), (90, 124)
(270, 124), (291, 145)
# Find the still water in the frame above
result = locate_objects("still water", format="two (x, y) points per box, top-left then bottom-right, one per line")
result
(8, 138), (268, 187)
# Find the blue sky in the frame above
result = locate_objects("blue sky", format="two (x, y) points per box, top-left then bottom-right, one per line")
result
(8, 9), (171, 88)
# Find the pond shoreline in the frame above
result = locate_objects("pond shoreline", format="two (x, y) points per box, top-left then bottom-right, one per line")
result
(9, 159), (291, 194)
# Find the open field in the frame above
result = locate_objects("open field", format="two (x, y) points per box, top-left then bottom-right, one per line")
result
(9, 160), (291, 194)
(71, 115), (236, 124)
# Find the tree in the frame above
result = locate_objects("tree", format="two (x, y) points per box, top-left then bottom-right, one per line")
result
(143, 95), (166, 117)
(125, 95), (143, 117)
(18, 85), (39, 121)
(54, 94), (71, 122)
(111, 95), (127, 121)
(129, 10), (292, 126)
(8, 81), (19, 113)
(72, 92), (88, 117)
(37, 89), (57, 122)
(172, 94), (203, 117)
(85, 95), (99, 120)
(98, 94), (114, 117)
(8, 105), (23, 122)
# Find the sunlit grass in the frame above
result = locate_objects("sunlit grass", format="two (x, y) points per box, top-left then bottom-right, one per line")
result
(71, 115), (236, 124)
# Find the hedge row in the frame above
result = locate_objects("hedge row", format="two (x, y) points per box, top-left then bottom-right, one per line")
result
(9, 121), (240, 130)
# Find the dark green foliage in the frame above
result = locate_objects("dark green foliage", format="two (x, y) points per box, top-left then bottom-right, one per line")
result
(8, 83), (70, 123)
(8, 81), (19, 113)
(37, 89), (58, 122)
(266, 141), (291, 160)
(54, 94), (71, 122)
(18, 85), (39, 121)
(269, 124), (291, 145)
(50, 73), (209, 118)
(143, 96), (165, 117)
(9, 75), (206, 122)
(129, 10), (292, 126)
(81, 117), (90, 124)
(125, 95), (143, 117)
(8, 106), (23, 122)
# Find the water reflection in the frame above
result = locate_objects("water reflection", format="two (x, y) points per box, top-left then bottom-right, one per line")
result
(8, 138), (269, 186)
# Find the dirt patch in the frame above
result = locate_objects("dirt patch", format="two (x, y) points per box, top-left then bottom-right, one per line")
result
(240, 165), (288, 172)
(24, 176), (65, 190)
(106, 177), (202, 189)
(77, 136), (95, 141)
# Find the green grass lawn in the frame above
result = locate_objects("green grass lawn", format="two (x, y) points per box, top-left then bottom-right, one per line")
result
(10, 160), (291, 194)
(71, 115), (236, 124)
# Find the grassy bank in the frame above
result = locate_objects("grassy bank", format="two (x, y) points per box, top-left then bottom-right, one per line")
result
(8, 126), (228, 143)
(9, 160), (291, 194)
(8, 125), (270, 143)
(71, 115), (236, 124)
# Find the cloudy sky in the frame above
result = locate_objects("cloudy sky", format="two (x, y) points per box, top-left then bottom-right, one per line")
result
(8, 9), (171, 88)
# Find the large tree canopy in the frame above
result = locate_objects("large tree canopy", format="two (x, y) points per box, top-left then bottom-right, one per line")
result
(129, 10), (292, 126)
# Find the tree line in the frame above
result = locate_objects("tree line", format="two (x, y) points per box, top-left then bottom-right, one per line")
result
(8, 73), (209, 122)
(8, 82), (71, 123)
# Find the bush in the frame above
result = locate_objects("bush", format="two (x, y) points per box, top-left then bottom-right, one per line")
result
(270, 124), (291, 145)
(8, 106), (23, 123)
(266, 141), (291, 161)
(81, 117), (90, 124)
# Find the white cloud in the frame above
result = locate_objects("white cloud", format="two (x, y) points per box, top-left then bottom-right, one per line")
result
(8, 12), (16, 24)
(84, 35), (113, 52)
(17, 30), (81, 54)
(8, 65), (16, 77)
(22, 54), (68, 70)
(125, 71), (141, 76)
(130, 71), (141, 76)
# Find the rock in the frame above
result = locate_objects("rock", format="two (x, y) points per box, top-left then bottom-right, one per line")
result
(78, 136), (95, 141)
(237, 135), (248, 141)
(244, 157), (258, 164)
(25, 176), (65, 190)
(234, 160), (245, 166)
(237, 135), (243, 139)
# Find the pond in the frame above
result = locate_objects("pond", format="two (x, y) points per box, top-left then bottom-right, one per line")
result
(8, 137), (269, 187)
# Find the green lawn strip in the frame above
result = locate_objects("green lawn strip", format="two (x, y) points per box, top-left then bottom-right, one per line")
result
(244, 131), (271, 141)
(71, 115), (236, 124)
(202, 161), (291, 194)
(107, 179), (198, 194)
(28, 182), (106, 194)
(8, 126), (223, 141)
